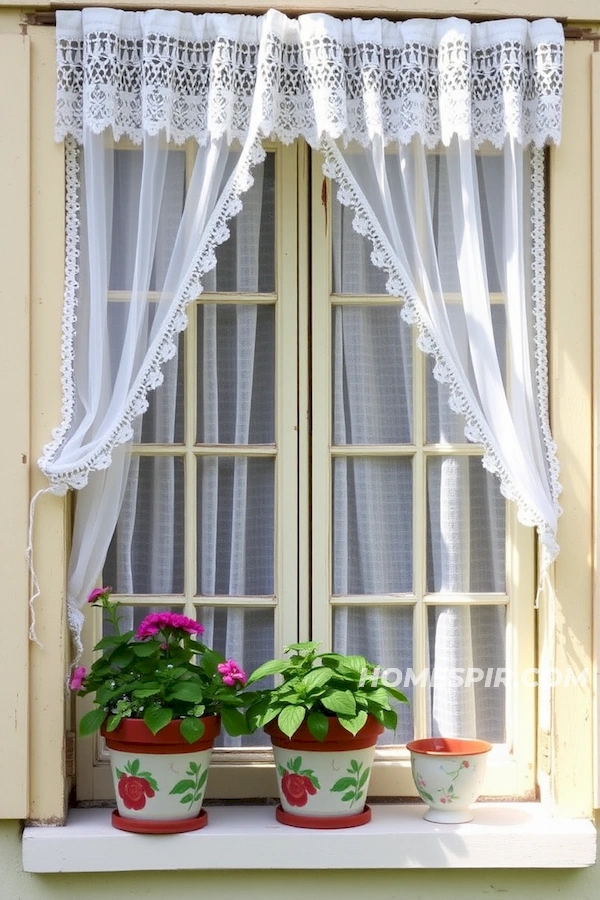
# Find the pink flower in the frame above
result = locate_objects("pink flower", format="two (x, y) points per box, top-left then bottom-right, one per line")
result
(87, 586), (112, 604)
(135, 611), (204, 640)
(217, 659), (247, 686)
(69, 666), (87, 691)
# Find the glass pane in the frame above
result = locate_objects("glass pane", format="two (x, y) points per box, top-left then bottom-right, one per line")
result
(197, 305), (275, 444)
(332, 306), (413, 445)
(331, 198), (388, 294)
(211, 152), (275, 293)
(426, 457), (505, 593)
(104, 456), (185, 594)
(427, 605), (506, 743)
(197, 457), (274, 596)
(426, 304), (506, 444)
(202, 606), (275, 748)
(332, 457), (413, 594)
(333, 605), (414, 743)
(138, 332), (184, 444)
(109, 148), (186, 293)
(427, 152), (502, 294)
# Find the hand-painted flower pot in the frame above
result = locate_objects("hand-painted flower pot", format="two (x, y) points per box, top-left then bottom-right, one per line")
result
(265, 715), (383, 828)
(101, 716), (220, 833)
(406, 737), (492, 823)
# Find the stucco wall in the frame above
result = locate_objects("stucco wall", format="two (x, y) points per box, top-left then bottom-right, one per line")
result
(2, 818), (599, 899)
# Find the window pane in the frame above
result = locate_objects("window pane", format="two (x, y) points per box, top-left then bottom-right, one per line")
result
(331, 198), (388, 294)
(210, 152), (276, 293)
(332, 457), (413, 594)
(196, 456), (274, 596)
(332, 306), (413, 445)
(333, 605), (414, 743)
(426, 304), (506, 444)
(426, 457), (505, 593)
(427, 604), (506, 743)
(197, 305), (275, 444)
(104, 456), (185, 594)
(109, 148), (186, 293)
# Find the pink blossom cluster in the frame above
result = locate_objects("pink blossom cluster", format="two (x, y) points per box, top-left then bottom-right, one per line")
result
(70, 666), (87, 691)
(217, 659), (247, 687)
(87, 586), (113, 604)
(135, 612), (205, 640)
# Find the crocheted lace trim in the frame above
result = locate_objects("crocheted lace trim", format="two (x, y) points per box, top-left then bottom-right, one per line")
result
(55, 9), (564, 151)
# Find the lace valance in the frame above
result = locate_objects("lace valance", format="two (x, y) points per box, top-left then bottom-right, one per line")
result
(55, 8), (564, 150)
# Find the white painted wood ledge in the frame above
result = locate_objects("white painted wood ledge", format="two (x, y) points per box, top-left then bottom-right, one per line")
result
(22, 803), (596, 872)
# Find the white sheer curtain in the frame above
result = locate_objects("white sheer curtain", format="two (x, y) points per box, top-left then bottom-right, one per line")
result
(45, 10), (564, 742)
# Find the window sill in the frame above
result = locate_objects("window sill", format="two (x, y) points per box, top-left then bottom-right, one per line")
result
(22, 803), (596, 872)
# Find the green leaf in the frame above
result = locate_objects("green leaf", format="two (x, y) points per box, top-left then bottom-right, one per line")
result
(337, 709), (368, 735)
(245, 659), (291, 686)
(105, 714), (123, 732)
(170, 682), (203, 703)
(110, 647), (135, 668)
(78, 707), (107, 737)
(332, 655), (368, 674)
(283, 641), (321, 654)
(197, 769), (208, 789)
(170, 779), (197, 795)
(330, 776), (356, 793)
(306, 710), (329, 741)
(189, 762), (199, 774)
(128, 759), (140, 775)
(320, 690), (356, 716)
(181, 794), (195, 805)
(302, 668), (334, 691)
(342, 791), (356, 803)
(358, 767), (370, 788)
(131, 642), (159, 657)
(179, 717), (205, 743)
(143, 706), (173, 735)
(132, 686), (161, 698)
(380, 707), (398, 731)
(277, 705), (306, 738)
(220, 707), (250, 737)
(94, 635), (127, 651)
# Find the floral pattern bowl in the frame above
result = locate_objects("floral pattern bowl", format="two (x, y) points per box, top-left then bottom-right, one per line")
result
(406, 737), (492, 823)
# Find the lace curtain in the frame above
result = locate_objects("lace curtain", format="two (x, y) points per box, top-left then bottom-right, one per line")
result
(45, 8), (563, 726)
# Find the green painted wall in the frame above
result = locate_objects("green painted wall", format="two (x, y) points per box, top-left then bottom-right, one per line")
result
(2, 818), (598, 900)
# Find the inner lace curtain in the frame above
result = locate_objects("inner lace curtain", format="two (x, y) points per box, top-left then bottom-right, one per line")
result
(47, 8), (563, 740)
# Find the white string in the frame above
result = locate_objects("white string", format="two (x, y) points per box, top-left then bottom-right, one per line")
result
(26, 487), (54, 646)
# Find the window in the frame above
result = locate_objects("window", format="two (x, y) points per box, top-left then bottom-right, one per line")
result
(20, 11), (596, 835)
(75, 138), (535, 802)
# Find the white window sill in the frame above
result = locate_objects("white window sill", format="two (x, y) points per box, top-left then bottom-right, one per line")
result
(22, 803), (596, 872)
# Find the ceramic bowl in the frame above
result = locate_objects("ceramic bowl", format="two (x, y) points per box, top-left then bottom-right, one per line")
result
(406, 737), (492, 823)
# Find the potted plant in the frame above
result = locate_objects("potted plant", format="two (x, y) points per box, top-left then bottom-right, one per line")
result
(71, 587), (248, 833)
(244, 640), (408, 828)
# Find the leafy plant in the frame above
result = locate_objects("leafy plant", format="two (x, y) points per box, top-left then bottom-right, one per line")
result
(72, 587), (249, 743)
(244, 640), (408, 740)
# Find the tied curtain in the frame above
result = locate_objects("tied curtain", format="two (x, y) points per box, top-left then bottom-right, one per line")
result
(46, 8), (563, 741)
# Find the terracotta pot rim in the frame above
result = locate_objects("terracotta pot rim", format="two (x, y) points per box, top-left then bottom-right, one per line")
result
(101, 714), (220, 753)
(406, 737), (492, 756)
(266, 713), (384, 751)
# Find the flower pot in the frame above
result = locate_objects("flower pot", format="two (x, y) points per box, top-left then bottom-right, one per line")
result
(101, 715), (220, 833)
(406, 737), (492, 823)
(265, 715), (384, 828)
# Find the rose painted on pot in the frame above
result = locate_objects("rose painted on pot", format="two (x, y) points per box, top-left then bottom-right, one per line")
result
(118, 774), (155, 811)
(281, 772), (317, 807)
